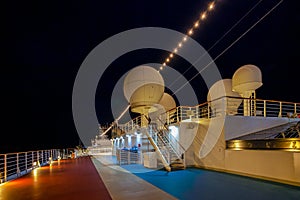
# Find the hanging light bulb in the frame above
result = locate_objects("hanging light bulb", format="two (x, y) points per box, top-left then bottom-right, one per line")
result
(208, 2), (215, 11)
(201, 12), (207, 20)
(158, 1), (218, 72)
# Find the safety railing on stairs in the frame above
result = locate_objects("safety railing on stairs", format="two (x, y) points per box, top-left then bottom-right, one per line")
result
(151, 123), (185, 165)
(144, 128), (171, 171)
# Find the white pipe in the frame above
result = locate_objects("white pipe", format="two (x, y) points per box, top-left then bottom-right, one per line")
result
(100, 104), (131, 136)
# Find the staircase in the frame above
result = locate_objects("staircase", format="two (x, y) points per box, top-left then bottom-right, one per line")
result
(146, 124), (185, 171)
(274, 121), (300, 138)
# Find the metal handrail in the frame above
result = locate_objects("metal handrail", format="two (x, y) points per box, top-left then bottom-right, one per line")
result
(0, 148), (80, 184)
(144, 129), (171, 171)
(116, 96), (299, 132)
(154, 117), (186, 158)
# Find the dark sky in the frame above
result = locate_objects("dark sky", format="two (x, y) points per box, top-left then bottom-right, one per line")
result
(2, 0), (299, 152)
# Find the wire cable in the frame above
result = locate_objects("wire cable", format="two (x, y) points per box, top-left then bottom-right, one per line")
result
(167, 0), (264, 89)
(172, 0), (283, 96)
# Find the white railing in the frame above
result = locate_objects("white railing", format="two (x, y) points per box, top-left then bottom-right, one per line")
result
(115, 116), (142, 135)
(88, 147), (112, 155)
(116, 148), (141, 165)
(151, 124), (185, 163)
(116, 96), (300, 134)
(0, 148), (76, 184)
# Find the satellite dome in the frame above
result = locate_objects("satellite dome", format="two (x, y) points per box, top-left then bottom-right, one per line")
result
(158, 93), (176, 112)
(207, 79), (240, 101)
(232, 64), (263, 95)
(149, 93), (176, 125)
(123, 65), (165, 114)
(207, 79), (242, 116)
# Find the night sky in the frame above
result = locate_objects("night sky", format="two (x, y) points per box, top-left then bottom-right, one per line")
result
(2, 0), (299, 153)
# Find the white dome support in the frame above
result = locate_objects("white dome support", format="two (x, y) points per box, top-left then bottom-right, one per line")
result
(241, 90), (256, 116)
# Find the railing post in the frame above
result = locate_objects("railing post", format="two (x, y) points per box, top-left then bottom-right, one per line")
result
(47, 150), (49, 162)
(4, 154), (7, 182)
(25, 152), (27, 172)
(294, 103), (297, 115)
(264, 100), (266, 117)
(176, 107), (179, 122)
(279, 102), (282, 117)
(45, 150), (47, 163)
(32, 152), (34, 168)
(41, 150), (44, 165)
(16, 153), (19, 176)
(180, 107), (183, 121)
(208, 104), (210, 118)
(37, 151), (39, 166)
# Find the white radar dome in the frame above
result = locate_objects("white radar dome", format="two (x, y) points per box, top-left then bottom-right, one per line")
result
(149, 93), (176, 126)
(158, 92), (176, 112)
(232, 64), (263, 95)
(207, 79), (242, 116)
(207, 79), (240, 101)
(123, 65), (165, 114)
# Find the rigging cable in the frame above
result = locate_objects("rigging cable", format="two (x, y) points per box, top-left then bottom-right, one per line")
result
(167, 0), (264, 89)
(172, 0), (284, 96)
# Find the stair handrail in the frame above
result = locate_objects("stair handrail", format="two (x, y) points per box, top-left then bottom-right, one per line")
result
(143, 128), (171, 172)
(155, 127), (185, 161)
(155, 117), (186, 157)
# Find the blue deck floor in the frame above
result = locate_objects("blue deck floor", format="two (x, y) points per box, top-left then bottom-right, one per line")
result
(121, 164), (300, 200)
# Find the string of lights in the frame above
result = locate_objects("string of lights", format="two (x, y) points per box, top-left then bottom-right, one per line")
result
(100, 1), (218, 136)
(172, 0), (283, 95)
(167, 0), (264, 89)
(158, 1), (216, 72)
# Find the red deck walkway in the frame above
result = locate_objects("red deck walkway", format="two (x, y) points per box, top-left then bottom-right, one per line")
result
(0, 156), (112, 200)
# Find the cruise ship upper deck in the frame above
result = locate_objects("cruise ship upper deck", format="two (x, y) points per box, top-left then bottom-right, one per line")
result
(1, 153), (300, 200)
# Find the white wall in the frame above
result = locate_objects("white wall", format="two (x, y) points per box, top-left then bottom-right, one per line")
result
(225, 150), (300, 184)
(181, 116), (300, 186)
(223, 116), (299, 140)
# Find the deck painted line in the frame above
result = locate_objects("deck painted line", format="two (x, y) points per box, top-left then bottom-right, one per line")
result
(92, 155), (177, 200)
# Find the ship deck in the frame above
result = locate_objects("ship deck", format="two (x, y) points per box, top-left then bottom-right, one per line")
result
(0, 156), (112, 200)
(1, 155), (300, 200)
